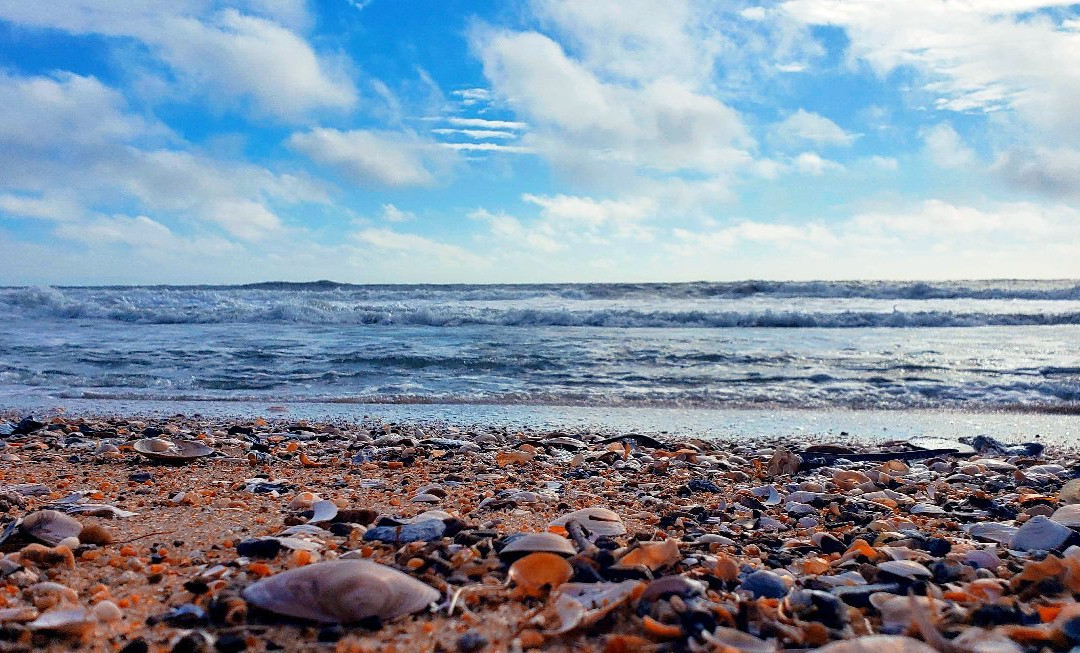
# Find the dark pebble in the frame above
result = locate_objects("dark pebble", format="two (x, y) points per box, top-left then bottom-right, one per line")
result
(317, 625), (344, 643)
(235, 538), (283, 559)
(832, 583), (903, 608)
(214, 634), (247, 653)
(12, 417), (45, 435)
(739, 570), (788, 599)
(364, 519), (446, 544)
(816, 534), (846, 555)
(457, 630), (489, 652)
(129, 472), (154, 483)
(924, 537), (951, 557)
(120, 639), (150, 653)
(687, 479), (724, 493)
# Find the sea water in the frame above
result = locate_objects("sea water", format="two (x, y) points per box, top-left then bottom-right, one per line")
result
(1, 281), (1078, 433)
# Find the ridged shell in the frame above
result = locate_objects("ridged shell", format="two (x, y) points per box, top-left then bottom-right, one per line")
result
(21, 510), (82, 546)
(241, 560), (438, 623)
(133, 438), (213, 462)
(548, 507), (626, 537)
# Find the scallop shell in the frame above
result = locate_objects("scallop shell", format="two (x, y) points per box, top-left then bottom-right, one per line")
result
(548, 507), (626, 537)
(242, 560), (438, 623)
(133, 438), (213, 462)
(500, 533), (577, 559)
(21, 510), (82, 546)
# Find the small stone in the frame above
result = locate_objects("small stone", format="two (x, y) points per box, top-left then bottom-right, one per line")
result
(687, 479), (723, 493)
(1051, 504), (1080, 528)
(79, 524), (113, 545)
(214, 634), (248, 653)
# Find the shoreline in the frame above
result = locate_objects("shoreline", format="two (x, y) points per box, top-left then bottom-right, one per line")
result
(1, 413), (1079, 651)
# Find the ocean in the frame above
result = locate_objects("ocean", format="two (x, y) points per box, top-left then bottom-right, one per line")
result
(1, 280), (1078, 419)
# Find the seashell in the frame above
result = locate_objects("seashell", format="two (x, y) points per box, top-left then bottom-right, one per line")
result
(21, 510), (82, 546)
(499, 533), (576, 559)
(414, 484), (447, 498)
(508, 553), (573, 598)
(1010, 515), (1071, 552)
(637, 576), (705, 604)
(910, 503), (946, 515)
(967, 522), (1019, 545)
(92, 600), (123, 623)
(819, 635), (936, 653)
(548, 507), (626, 537)
(877, 559), (931, 581)
(612, 539), (679, 571)
(950, 628), (1023, 653)
(542, 581), (643, 635)
(288, 492), (320, 511)
(700, 627), (775, 653)
(1051, 504), (1080, 528)
(872, 594), (945, 632)
(61, 504), (138, 518)
(964, 548), (1002, 570)
(751, 486), (782, 505)
(307, 500), (338, 524)
(780, 589), (848, 630)
(29, 582), (78, 609)
(833, 470), (871, 490)
(879, 460), (911, 475)
(133, 438), (212, 462)
(28, 607), (96, 636)
(242, 560), (439, 623)
(1060, 479), (1080, 505)
(411, 493), (441, 504)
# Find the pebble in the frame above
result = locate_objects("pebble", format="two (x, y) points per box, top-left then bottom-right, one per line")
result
(739, 570), (789, 599)
(1009, 515), (1072, 551)
(363, 519), (447, 544)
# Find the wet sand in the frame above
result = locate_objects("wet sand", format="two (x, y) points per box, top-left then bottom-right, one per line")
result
(1, 413), (1079, 652)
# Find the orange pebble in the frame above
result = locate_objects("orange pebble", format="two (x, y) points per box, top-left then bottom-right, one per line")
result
(248, 562), (272, 577)
(119, 545), (137, 557)
(292, 550), (313, 566)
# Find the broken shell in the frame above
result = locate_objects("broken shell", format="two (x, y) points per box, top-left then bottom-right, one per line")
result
(543, 581), (643, 635)
(241, 559), (439, 623)
(133, 438), (212, 462)
(20, 510), (82, 546)
(1051, 504), (1080, 528)
(612, 539), (680, 572)
(500, 533), (577, 559)
(508, 552), (573, 598)
(637, 576), (706, 605)
(548, 507), (626, 537)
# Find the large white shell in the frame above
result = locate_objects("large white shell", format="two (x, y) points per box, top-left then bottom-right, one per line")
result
(242, 560), (439, 623)
(21, 510), (82, 546)
(819, 636), (937, 653)
(548, 507), (626, 537)
(27, 607), (95, 635)
(307, 500), (338, 524)
(500, 532), (577, 558)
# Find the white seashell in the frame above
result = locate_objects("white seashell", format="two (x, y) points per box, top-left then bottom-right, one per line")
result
(701, 627), (775, 653)
(878, 559), (931, 580)
(21, 510), (82, 546)
(548, 507), (626, 538)
(307, 500), (338, 524)
(543, 581), (642, 634)
(500, 533), (576, 558)
(28, 607), (96, 635)
(819, 635), (936, 653)
(242, 560), (439, 623)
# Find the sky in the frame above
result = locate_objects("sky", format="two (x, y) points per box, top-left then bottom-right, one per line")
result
(1, 0), (1079, 285)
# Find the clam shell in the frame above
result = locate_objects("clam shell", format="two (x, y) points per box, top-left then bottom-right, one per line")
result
(877, 559), (931, 580)
(21, 510), (82, 546)
(508, 552), (573, 597)
(133, 438), (212, 462)
(500, 533), (577, 559)
(612, 539), (679, 571)
(27, 607), (95, 635)
(242, 560), (438, 623)
(548, 507), (626, 537)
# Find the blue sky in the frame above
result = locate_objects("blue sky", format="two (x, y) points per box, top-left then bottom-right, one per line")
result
(1, 0), (1079, 284)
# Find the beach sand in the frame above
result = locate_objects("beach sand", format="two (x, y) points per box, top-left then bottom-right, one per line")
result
(1, 412), (1079, 652)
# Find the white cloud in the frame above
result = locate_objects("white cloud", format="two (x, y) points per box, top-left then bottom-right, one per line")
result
(773, 109), (856, 148)
(794, 152), (843, 175)
(0, 71), (320, 241)
(473, 27), (751, 178)
(0, 2), (356, 120)
(430, 128), (518, 140)
(440, 143), (534, 154)
(469, 208), (564, 254)
(923, 123), (976, 168)
(445, 117), (527, 130)
(380, 204), (415, 223)
(351, 227), (487, 267)
(288, 128), (456, 188)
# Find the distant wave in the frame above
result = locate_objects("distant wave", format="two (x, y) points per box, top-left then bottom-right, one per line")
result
(1, 286), (1079, 328)
(27, 279), (1080, 301)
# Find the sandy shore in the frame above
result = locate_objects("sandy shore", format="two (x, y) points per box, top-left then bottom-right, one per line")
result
(1, 412), (1079, 652)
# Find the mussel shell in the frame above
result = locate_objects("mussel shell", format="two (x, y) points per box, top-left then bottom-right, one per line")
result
(242, 560), (439, 623)
(133, 438), (213, 462)
(20, 510), (82, 546)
